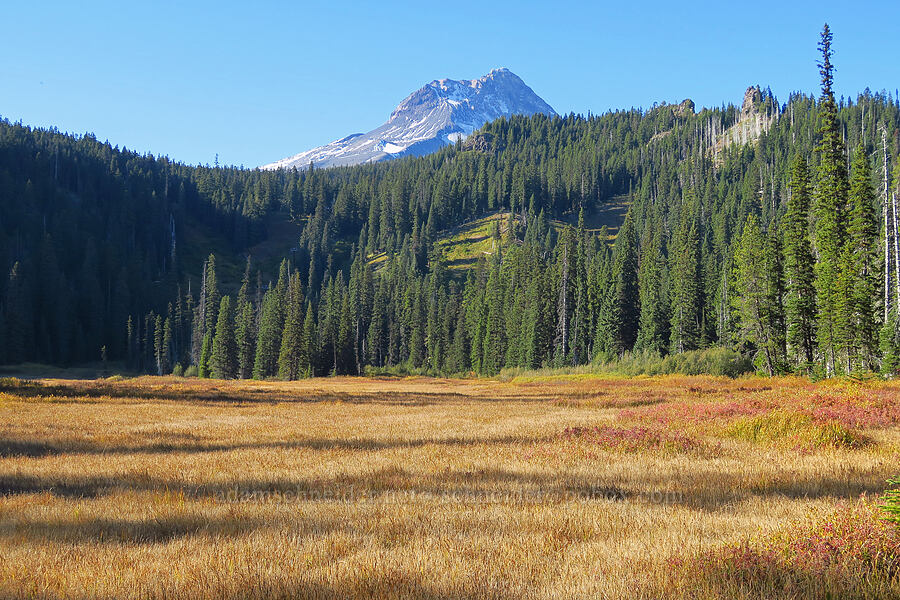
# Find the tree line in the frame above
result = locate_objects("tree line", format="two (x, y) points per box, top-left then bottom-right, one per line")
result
(3, 25), (900, 376)
(130, 26), (900, 379)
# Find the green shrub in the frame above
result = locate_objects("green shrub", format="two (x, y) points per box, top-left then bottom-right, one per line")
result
(497, 348), (754, 381)
(725, 410), (866, 449)
(183, 365), (198, 378)
(883, 476), (900, 526)
(596, 348), (753, 378)
(172, 363), (184, 377)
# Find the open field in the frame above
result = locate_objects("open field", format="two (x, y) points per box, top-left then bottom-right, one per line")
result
(1, 374), (899, 599)
(388, 197), (631, 273)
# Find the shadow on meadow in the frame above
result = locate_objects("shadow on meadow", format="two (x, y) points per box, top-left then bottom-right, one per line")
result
(0, 378), (547, 406)
(0, 514), (272, 544)
(0, 464), (889, 511)
(0, 433), (531, 459)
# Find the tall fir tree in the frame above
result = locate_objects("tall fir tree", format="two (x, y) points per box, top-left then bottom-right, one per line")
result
(277, 272), (305, 380)
(732, 216), (784, 376)
(670, 196), (703, 353)
(209, 296), (237, 379)
(235, 299), (256, 379)
(153, 315), (165, 376)
(610, 210), (640, 354)
(482, 253), (505, 374)
(812, 24), (850, 375)
(162, 315), (173, 374)
(234, 260), (256, 378)
(554, 227), (575, 364)
(252, 261), (289, 379)
(847, 144), (880, 370)
(204, 254), (220, 334)
(5, 262), (29, 364)
(635, 214), (669, 354)
(302, 302), (316, 377)
(783, 156), (818, 371)
(765, 221), (787, 372)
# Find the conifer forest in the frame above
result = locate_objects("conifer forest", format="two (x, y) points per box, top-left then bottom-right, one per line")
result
(2, 26), (900, 380)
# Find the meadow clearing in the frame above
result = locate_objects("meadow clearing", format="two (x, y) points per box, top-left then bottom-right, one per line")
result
(0, 374), (898, 599)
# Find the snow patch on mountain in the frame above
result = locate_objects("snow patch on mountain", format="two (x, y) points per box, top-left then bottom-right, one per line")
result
(261, 68), (555, 170)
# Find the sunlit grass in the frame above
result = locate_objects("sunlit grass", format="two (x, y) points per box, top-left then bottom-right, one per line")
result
(724, 410), (868, 450)
(0, 374), (897, 598)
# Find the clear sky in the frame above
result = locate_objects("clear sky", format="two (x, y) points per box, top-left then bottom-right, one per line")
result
(2, 1), (898, 168)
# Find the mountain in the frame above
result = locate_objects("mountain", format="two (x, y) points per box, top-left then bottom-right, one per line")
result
(262, 68), (556, 170)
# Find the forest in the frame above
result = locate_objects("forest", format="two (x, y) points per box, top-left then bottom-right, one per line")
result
(2, 26), (899, 378)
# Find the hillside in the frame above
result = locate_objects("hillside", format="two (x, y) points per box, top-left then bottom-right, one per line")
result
(426, 196), (631, 271)
(2, 62), (900, 375)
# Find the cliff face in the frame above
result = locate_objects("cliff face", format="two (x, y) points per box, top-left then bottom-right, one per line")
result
(712, 86), (778, 158)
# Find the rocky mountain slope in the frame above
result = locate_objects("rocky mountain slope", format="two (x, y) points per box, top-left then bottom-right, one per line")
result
(262, 68), (556, 170)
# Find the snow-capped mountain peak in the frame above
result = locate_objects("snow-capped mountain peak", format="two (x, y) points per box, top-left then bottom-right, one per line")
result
(261, 68), (555, 170)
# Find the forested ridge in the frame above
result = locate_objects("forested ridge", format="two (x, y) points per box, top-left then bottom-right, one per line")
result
(3, 26), (900, 377)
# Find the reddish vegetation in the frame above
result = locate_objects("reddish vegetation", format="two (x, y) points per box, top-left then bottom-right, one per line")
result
(619, 384), (900, 431)
(619, 397), (773, 424)
(669, 500), (900, 597)
(804, 391), (900, 428)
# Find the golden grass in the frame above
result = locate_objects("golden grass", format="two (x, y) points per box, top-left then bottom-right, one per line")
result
(0, 374), (898, 599)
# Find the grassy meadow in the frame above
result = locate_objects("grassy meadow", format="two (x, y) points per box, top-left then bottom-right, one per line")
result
(1, 374), (899, 599)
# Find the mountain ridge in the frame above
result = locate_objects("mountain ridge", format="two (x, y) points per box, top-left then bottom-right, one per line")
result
(262, 68), (556, 170)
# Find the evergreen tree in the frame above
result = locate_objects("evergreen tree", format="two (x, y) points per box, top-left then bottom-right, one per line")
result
(732, 216), (784, 375)
(765, 221), (787, 371)
(318, 276), (339, 374)
(4, 262), (29, 364)
(162, 315), (173, 374)
(338, 283), (355, 374)
(554, 227), (575, 364)
(610, 210), (640, 354)
(880, 310), (900, 374)
(278, 273), (305, 380)
(153, 315), (165, 375)
(302, 302), (316, 377)
(482, 253), (505, 374)
(367, 282), (387, 367)
(448, 300), (470, 373)
(635, 215), (669, 354)
(253, 288), (283, 379)
(198, 332), (212, 378)
(570, 210), (593, 363)
(252, 262), (289, 379)
(812, 24), (850, 375)
(204, 254), (220, 334)
(235, 298), (256, 379)
(847, 144), (880, 370)
(209, 296), (237, 379)
(126, 315), (136, 369)
(783, 156), (818, 371)
(670, 198), (703, 353)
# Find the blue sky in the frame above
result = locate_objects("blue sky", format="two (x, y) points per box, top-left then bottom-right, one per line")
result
(2, 1), (898, 167)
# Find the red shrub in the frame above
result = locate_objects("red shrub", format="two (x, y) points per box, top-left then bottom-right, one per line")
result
(669, 499), (900, 597)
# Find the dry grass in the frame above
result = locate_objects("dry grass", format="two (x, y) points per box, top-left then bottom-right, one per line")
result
(1, 374), (898, 599)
